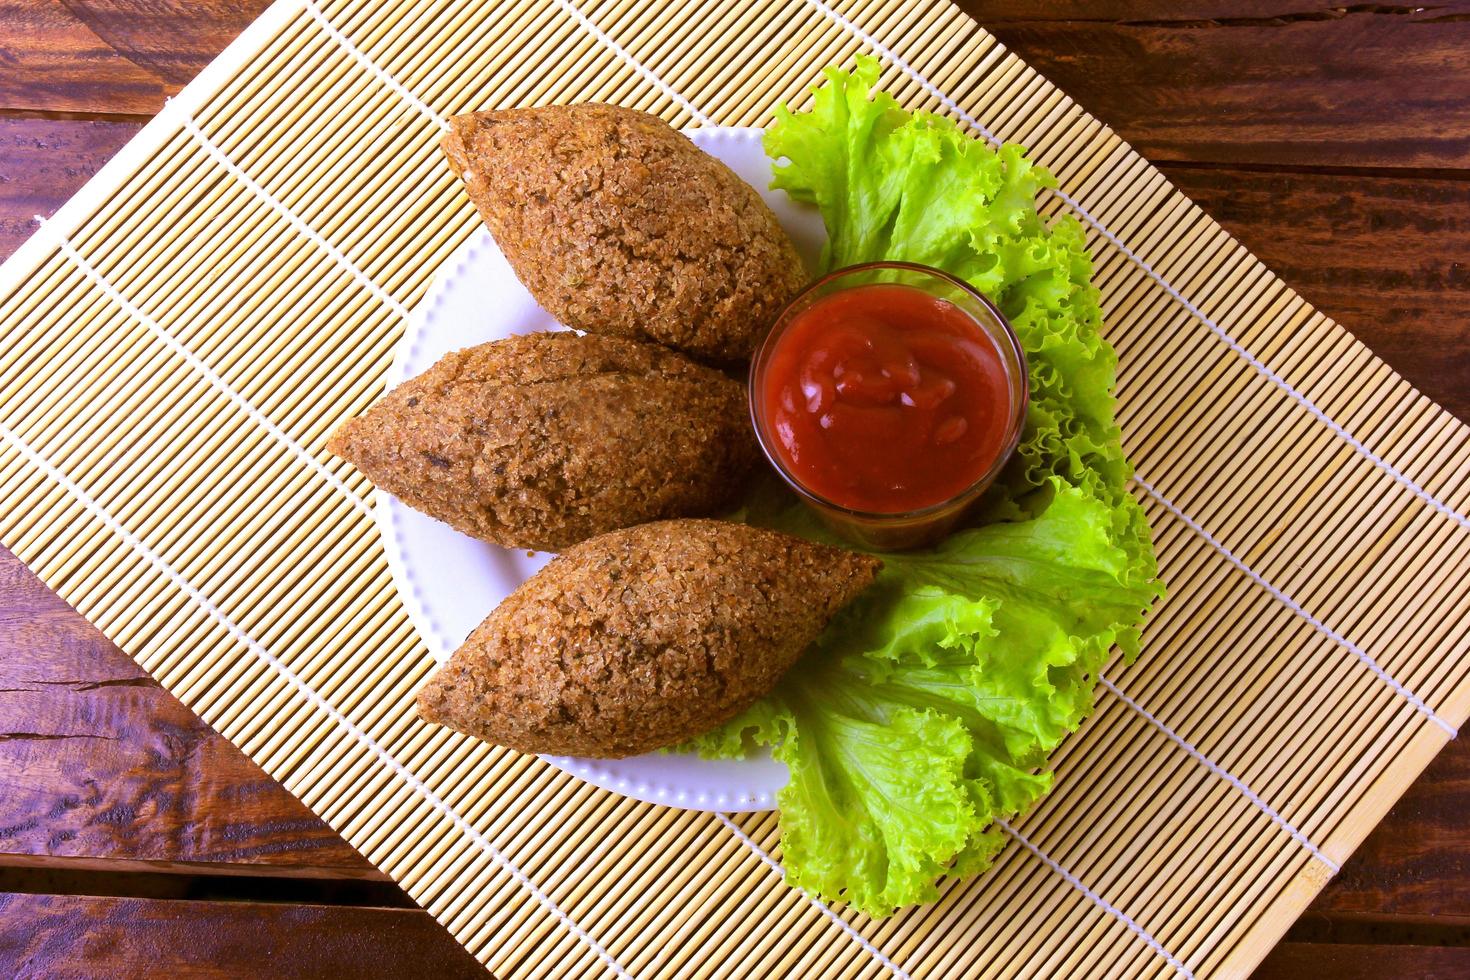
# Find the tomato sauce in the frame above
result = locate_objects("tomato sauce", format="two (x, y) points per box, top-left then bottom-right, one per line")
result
(757, 283), (1013, 514)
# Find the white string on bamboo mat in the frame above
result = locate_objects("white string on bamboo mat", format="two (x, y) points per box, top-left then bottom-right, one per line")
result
(18, 7), (1443, 974)
(293, 0), (1456, 683)
(198, 8), (1451, 972)
(997, 819), (1195, 978)
(36, 219), (374, 524)
(715, 814), (912, 980)
(1136, 476), (1456, 737)
(292, 0), (1469, 562)
(1098, 675), (1339, 872)
(544, 0), (713, 126)
(281, 12), (926, 972)
(177, 109), (412, 322)
(302, 0), (714, 130)
(0, 420), (631, 980)
(802, 0), (1470, 535)
(301, 0), (450, 133)
(52, 40), (887, 969)
(287, 0), (1468, 716)
(472, 0), (1459, 741)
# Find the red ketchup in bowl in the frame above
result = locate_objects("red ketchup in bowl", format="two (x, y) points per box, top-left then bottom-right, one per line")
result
(758, 282), (1013, 515)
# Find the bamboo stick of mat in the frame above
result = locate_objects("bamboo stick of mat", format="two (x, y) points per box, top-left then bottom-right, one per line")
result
(1, 0), (1466, 977)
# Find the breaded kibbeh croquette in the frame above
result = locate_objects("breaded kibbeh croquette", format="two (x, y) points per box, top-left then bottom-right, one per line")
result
(441, 104), (809, 362)
(327, 333), (759, 553)
(417, 519), (882, 758)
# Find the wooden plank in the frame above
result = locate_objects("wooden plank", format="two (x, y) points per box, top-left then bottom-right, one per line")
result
(0, 893), (487, 978)
(0, 116), (140, 259)
(0, 858), (413, 904)
(0, 0), (262, 115)
(0, 545), (380, 879)
(960, 0), (1470, 168)
(1254, 942), (1470, 980)
(1158, 164), (1470, 422)
(0, 850), (379, 880)
(7, 2), (1470, 170)
(1307, 734), (1470, 919)
(966, 2), (1470, 20)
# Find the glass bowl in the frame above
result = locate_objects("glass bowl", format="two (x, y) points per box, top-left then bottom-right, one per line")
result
(749, 261), (1029, 551)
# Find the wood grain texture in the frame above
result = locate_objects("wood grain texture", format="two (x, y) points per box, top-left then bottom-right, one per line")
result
(1254, 942), (1470, 980)
(0, 545), (378, 878)
(1306, 733), (1470, 919)
(7, 1), (1470, 167)
(0, 115), (139, 257)
(965, 1), (1470, 21)
(0, 893), (486, 979)
(0, 0), (263, 114)
(1158, 164), (1470, 422)
(961, 1), (1470, 169)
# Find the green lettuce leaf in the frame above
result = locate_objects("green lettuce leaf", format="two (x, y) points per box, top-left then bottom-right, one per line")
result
(705, 482), (1157, 912)
(766, 56), (1156, 587)
(685, 58), (1163, 917)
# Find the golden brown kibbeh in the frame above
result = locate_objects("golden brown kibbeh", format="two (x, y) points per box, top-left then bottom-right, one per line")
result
(441, 104), (809, 362)
(327, 333), (759, 553)
(417, 519), (882, 758)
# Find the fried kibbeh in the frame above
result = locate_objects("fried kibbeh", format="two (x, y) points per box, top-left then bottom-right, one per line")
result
(327, 333), (759, 553)
(441, 104), (809, 362)
(417, 519), (882, 758)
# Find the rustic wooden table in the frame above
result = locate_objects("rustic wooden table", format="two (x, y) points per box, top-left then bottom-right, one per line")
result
(2, 2), (1467, 976)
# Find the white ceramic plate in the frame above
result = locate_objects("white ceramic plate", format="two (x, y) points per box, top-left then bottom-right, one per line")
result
(378, 127), (827, 812)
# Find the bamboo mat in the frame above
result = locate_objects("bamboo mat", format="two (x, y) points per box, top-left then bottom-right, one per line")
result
(2, 0), (1467, 976)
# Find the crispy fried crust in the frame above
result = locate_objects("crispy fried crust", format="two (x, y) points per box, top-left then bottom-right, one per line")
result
(416, 519), (883, 758)
(441, 104), (809, 362)
(327, 333), (759, 552)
